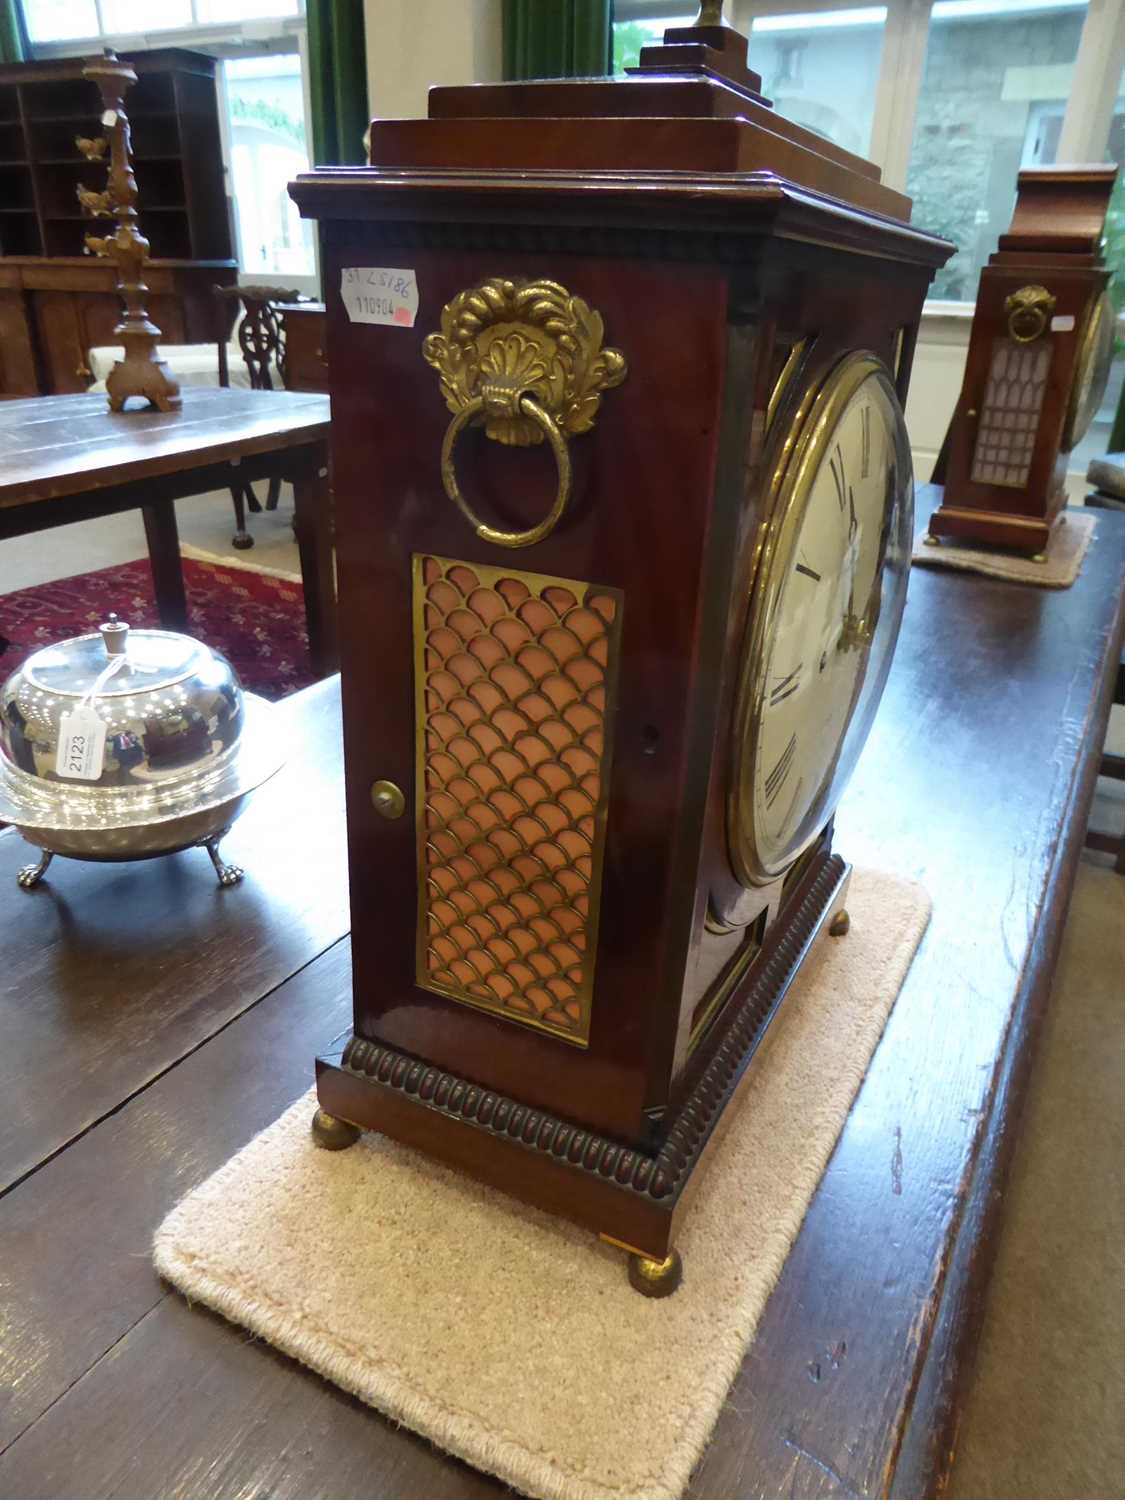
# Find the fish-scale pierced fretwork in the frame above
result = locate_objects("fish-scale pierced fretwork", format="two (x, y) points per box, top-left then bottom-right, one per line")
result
(413, 555), (621, 1045)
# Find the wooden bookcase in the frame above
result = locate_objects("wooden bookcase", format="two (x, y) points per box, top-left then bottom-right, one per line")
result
(0, 48), (232, 262)
(0, 48), (237, 397)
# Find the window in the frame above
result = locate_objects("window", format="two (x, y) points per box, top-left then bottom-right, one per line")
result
(613, 11), (694, 73)
(23, 0), (98, 40)
(615, 5), (888, 158)
(223, 55), (314, 280)
(906, 0), (1089, 302)
(22, 0), (297, 41)
(749, 8), (887, 158)
(1067, 65), (1125, 473)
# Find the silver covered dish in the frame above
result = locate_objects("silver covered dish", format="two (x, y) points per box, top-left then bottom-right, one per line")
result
(0, 614), (283, 888)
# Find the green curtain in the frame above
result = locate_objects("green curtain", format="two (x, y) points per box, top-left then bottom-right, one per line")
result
(503, 0), (614, 81)
(0, 0), (29, 65)
(307, 0), (369, 166)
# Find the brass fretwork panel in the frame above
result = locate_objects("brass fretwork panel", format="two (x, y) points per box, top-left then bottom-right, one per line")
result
(971, 337), (1052, 487)
(413, 554), (622, 1045)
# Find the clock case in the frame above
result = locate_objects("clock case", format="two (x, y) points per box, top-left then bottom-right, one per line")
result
(290, 20), (951, 1270)
(928, 165), (1117, 555)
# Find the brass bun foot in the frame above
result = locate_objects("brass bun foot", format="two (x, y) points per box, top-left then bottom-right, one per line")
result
(311, 1107), (361, 1151)
(922, 534), (940, 547)
(1030, 552), (1048, 564)
(829, 908), (850, 937)
(628, 1248), (683, 1299)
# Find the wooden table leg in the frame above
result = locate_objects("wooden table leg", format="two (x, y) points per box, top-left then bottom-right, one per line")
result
(141, 501), (188, 630)
(292, 450), (338, 678)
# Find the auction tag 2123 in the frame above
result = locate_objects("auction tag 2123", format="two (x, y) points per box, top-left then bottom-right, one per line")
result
(55, 709), (107, 781)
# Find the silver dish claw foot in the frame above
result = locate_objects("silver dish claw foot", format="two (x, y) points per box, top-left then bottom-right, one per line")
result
(203, 836), (243, 888)
(17, 850), (54, 890)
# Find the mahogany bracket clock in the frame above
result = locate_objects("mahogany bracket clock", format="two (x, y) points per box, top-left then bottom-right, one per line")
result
(927, 165), (1117, 557)
(291, 10), (951, 1295)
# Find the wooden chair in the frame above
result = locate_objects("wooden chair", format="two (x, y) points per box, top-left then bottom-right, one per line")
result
(214, 284), (308, 549)
(1085, 453), (1125, 872)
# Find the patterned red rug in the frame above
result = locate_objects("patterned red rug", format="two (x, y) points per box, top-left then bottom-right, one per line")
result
(0, 556), (316, 701)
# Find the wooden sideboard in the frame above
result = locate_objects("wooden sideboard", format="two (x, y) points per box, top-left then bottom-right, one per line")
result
(0, 256), (237, 396)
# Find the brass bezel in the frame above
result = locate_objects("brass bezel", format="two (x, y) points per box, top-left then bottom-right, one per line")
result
(728, 349), (909, 887)
(765, 338), (807, 432)
(1062, 290), (1114, 453)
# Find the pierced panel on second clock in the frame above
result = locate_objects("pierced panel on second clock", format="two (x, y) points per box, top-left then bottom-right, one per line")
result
(413, 554), (622, 1046)
(971, 336), (1052, 487)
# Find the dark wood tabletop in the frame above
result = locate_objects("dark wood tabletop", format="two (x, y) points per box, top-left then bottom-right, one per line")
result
(0, 387), (330, 508)
(1, 492), (1122, 1499)
(0, 387), (337, 676)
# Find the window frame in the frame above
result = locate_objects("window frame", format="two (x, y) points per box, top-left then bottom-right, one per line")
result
(735, 0), (1122, 192)
(22, 0), (305, 51)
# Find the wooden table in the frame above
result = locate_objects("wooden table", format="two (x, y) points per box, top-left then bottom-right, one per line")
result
(0, 386), (337, 676)
(1, 495), (1123, 1499)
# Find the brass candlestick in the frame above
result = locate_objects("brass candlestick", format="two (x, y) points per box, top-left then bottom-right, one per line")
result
(77, 51), (180, 412)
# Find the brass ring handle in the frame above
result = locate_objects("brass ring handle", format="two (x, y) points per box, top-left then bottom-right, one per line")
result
(1006, 284), (1055, 344)
(423, 277), (626, 551)
(440, 393), (572, 549)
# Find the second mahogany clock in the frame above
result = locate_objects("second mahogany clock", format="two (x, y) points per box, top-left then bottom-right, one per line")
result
(291, 12), (951, 1294)
(928, 165), (1117, 555)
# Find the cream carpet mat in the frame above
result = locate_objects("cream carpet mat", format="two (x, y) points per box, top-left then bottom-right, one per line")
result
(155, 867), (929, 1500)
(912, 507), (1094, 587)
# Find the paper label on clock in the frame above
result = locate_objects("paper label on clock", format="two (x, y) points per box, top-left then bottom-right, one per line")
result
(341, 267), (418, 328)
(56, 709), (107, 781)
(1050, 314), (1075, 332)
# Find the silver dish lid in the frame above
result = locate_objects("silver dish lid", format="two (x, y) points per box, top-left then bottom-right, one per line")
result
(0, 615), (283, 831)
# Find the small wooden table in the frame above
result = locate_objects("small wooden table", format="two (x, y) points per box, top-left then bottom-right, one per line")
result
(0, 386), (337, 676)
(0, 495), (1122, 1498)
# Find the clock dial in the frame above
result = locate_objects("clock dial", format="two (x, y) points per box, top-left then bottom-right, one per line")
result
(1063, 291), (1114, 452)
(730, 352), (912, 884)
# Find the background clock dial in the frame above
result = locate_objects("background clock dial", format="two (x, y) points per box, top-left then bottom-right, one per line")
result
(730, 352), (913, 884)
(1064, 291), (1114, 452)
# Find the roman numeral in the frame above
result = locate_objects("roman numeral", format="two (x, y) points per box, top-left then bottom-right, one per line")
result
(829, 444), (847, 512)
(795, 561), (821, 581)
(769, 666), (802, 707)
(764, 733), (797, 807)
(861, 404), (872, 480)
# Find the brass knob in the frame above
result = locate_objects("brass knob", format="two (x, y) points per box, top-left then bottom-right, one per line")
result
(370, 779), (405, 819)
(76, 361), (92, 381)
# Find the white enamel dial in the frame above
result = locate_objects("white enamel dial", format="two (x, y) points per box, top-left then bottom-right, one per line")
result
(730, 352), (912, 884)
